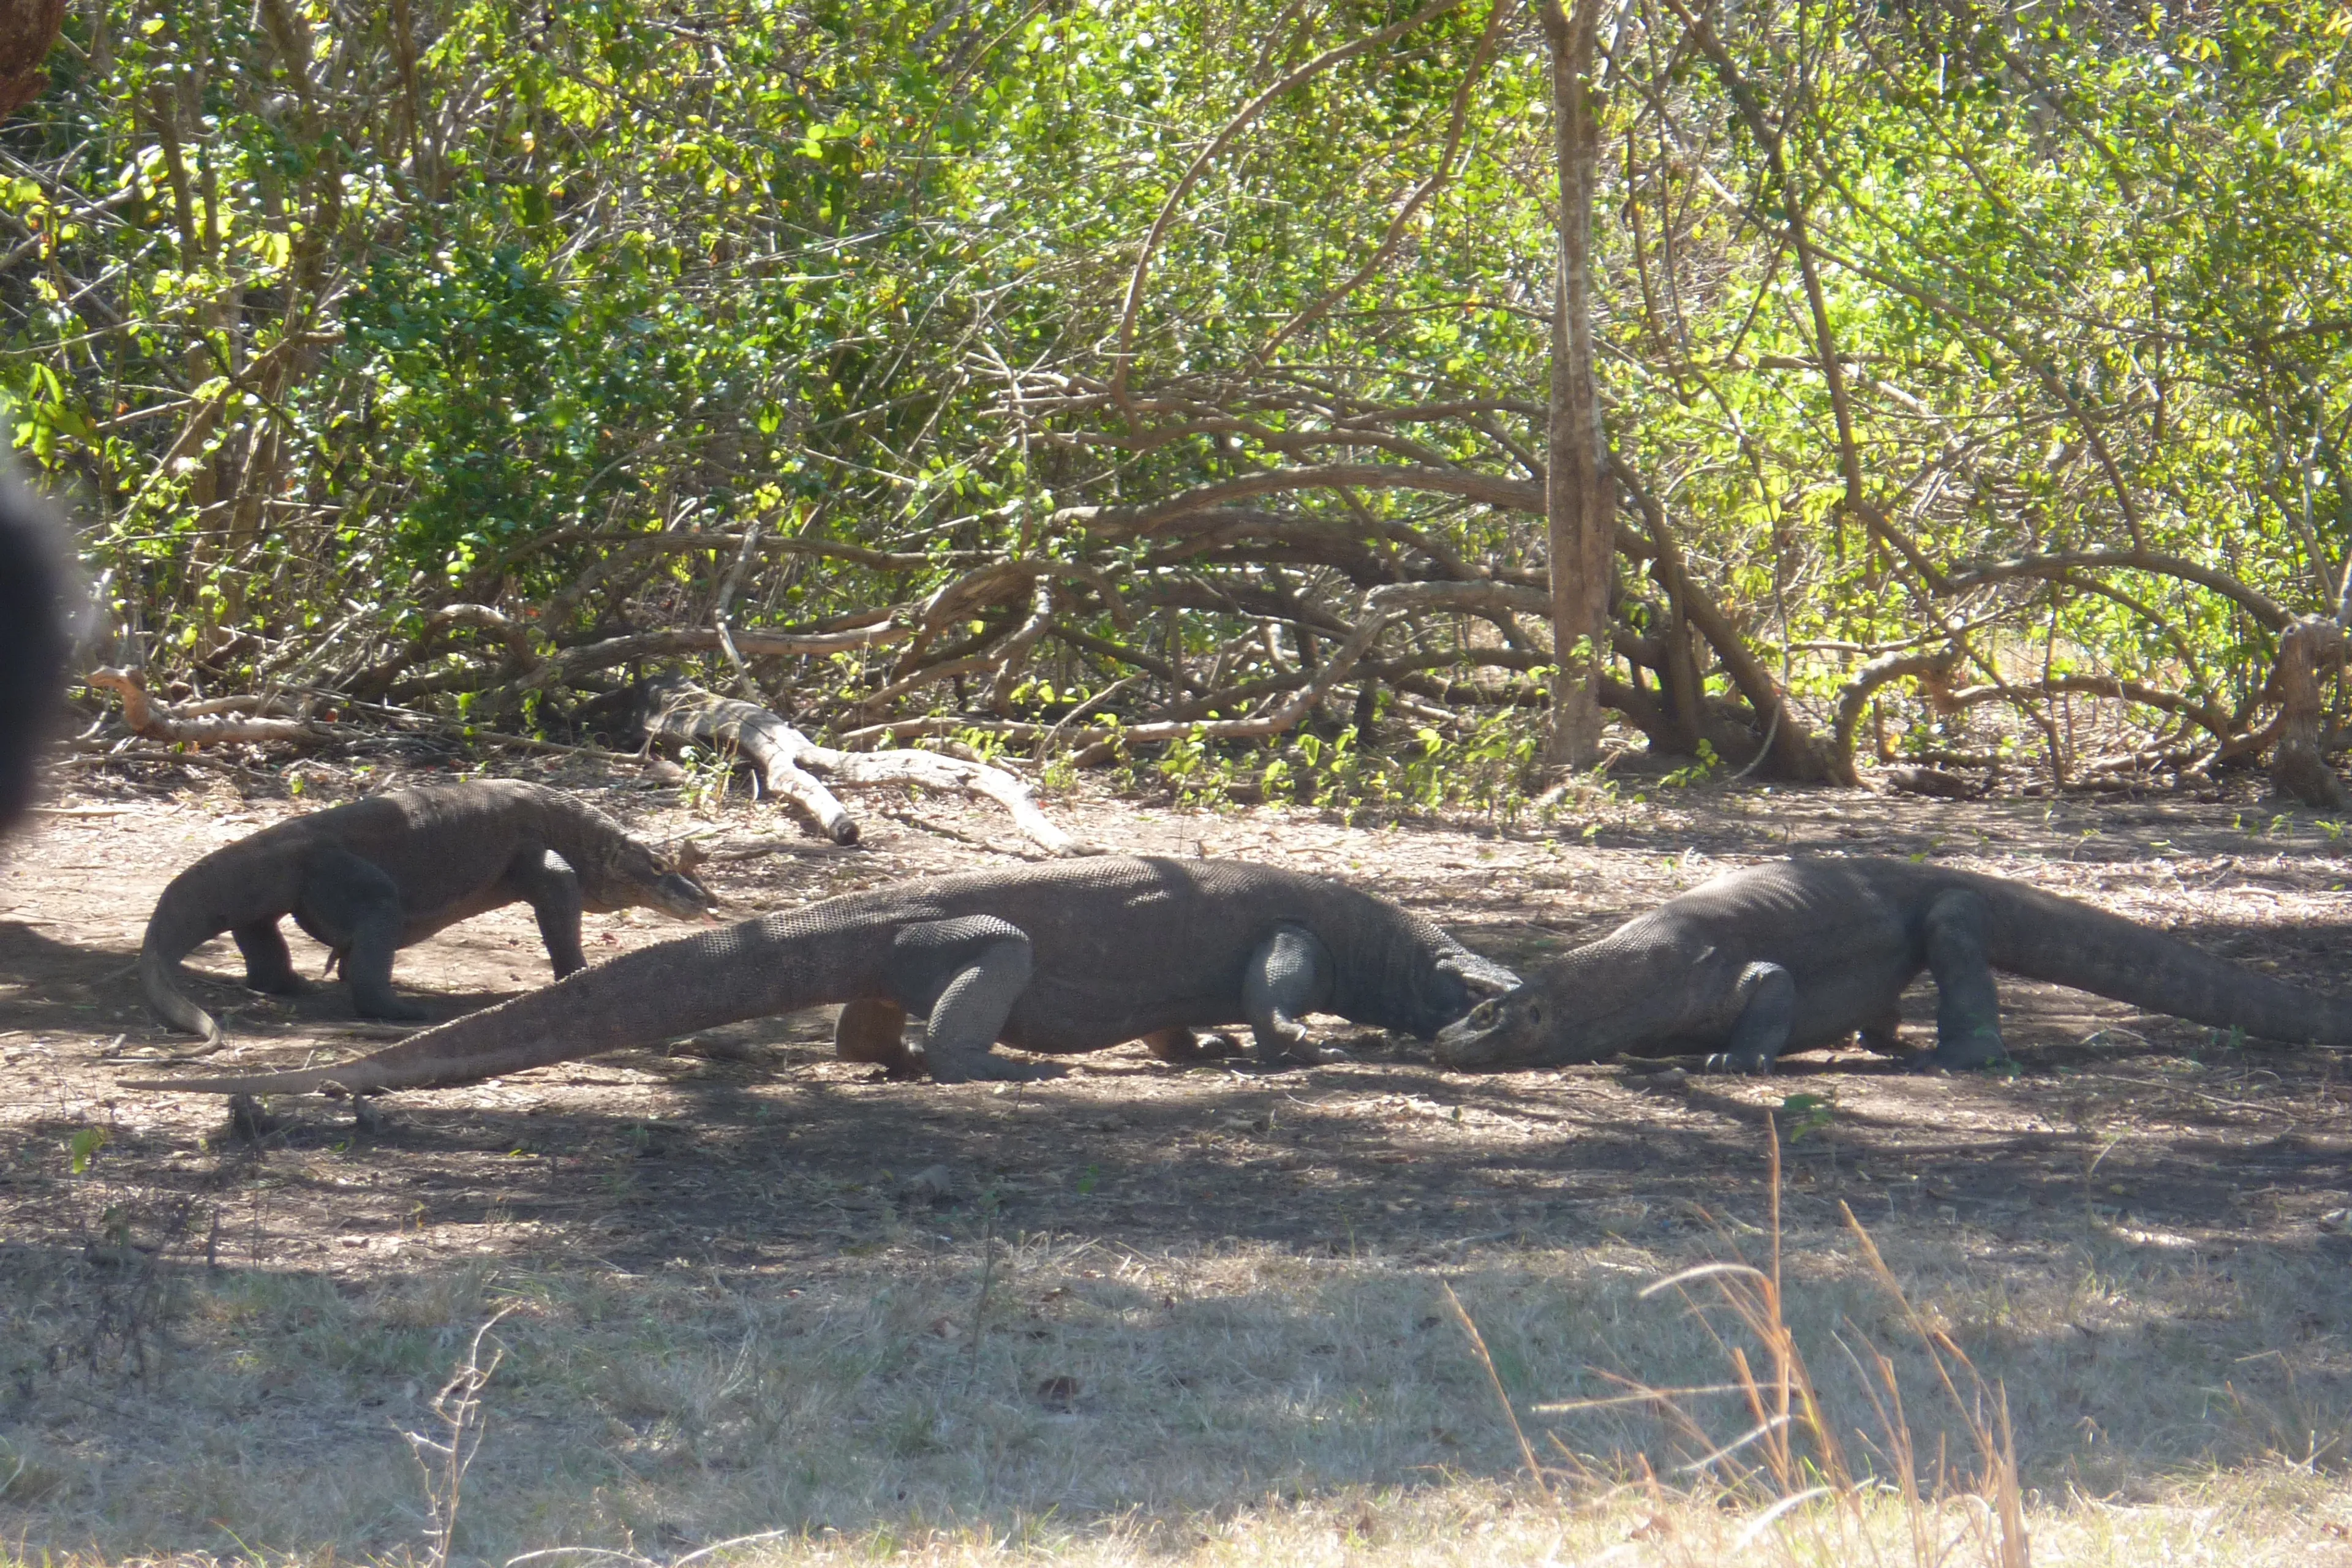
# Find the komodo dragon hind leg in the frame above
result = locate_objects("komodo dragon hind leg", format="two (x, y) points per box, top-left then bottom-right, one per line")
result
(1924, 888), (2007, 1068)
(1244, 922), (1338, 1066)
(886, 916), (1054, 1084)
(835, 998), (922, 1077)
(296, 849), (430, 1023)
(1706, 962), (1796, 1074)
(232, 920), (305, 995)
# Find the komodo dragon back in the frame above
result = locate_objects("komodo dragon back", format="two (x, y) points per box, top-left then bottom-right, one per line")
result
(137, 781), (712, 1047)
(124, 855), (1516, 1097)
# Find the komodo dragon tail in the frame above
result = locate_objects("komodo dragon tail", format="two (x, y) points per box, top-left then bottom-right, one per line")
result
(123, 913), (845, 1096)
(138, 876), (243, 1048)
(1978, 875), (2352, 1048)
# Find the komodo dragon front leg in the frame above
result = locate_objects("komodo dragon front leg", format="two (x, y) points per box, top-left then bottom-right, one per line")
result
(1243, 921), (1339, 1066)
(502, 845), (591, 976)
(1924, 888), (2007, 1068)
(1703, 963), (1798, 1073)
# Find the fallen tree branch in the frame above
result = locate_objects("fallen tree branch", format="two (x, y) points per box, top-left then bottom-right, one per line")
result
(86, 668), (337, 747)
(631, 676), (1093, 856)
(797, 740), (1093, 857)
(641, 679), (860, 843)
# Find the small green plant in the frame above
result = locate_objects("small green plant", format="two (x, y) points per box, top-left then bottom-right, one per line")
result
(952, 725), (1011, 765)
(1661, 739), (1722, 788)
(1155, 722), (1227, 805)
(676, 744), (735, 814)
(67, 1126), (107, 1175)
(1779, 1090), (1835, 1142)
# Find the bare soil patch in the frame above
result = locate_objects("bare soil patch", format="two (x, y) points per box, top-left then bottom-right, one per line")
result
(4, 765), (2352, 1561)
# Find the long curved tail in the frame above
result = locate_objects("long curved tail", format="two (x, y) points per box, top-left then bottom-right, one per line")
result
(122, 912), (850, 1096)
(1980, 875), (2352, 1047)
(138, 881), (231, 1047)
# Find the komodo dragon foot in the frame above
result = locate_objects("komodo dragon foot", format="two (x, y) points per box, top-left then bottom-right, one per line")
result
(912, 1039), (1067, 1084)
(1144, 1029), (1245, 1063)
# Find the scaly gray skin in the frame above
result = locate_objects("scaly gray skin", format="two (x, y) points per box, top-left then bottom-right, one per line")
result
(138, 780), (715, 1047)
(1436, 856), (2352, 1072)
(124, 856), (1520, 1095)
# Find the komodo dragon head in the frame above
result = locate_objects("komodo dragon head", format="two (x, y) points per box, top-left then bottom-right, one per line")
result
(582, 835), (718, 921)
(1431, 943), (1655, 1069)
(1412, 948), (1524, 1036)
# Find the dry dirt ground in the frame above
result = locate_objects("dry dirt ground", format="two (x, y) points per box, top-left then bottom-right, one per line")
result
(6, 760), (2352, 1564)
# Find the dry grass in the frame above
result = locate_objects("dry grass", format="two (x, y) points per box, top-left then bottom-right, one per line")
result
(7, 1124), (2352, 1566)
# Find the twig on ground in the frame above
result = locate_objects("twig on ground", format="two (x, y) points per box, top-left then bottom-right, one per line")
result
(1442, 1278), (1552, 1501)
(405, 1304), (518, 1568)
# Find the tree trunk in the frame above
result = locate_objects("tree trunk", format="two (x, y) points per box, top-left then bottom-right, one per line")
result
(2271, 615), (2349, 809)
(1541, 0), (1610, 769)
(0, 0), (62, 117)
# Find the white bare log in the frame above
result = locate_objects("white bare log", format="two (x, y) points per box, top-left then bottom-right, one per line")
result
(87, 668), (335, 747)
(642, 677), (1093, 856)
(795, 742), (1093, 858)
(645, 684), (859, 843)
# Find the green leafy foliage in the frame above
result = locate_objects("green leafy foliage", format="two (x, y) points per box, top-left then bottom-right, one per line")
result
(0, 0), (2344, 790)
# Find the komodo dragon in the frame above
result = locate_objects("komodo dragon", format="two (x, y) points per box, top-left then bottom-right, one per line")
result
(140, 780), (716, 1047)
(124, 855), (1520, 1095)
(1434, 856), (2352, 1073)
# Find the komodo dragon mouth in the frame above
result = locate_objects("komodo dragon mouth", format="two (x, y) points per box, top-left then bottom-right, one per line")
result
(1434, 957), (1657, 1069)
(1434, 990), (1563, 1068)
